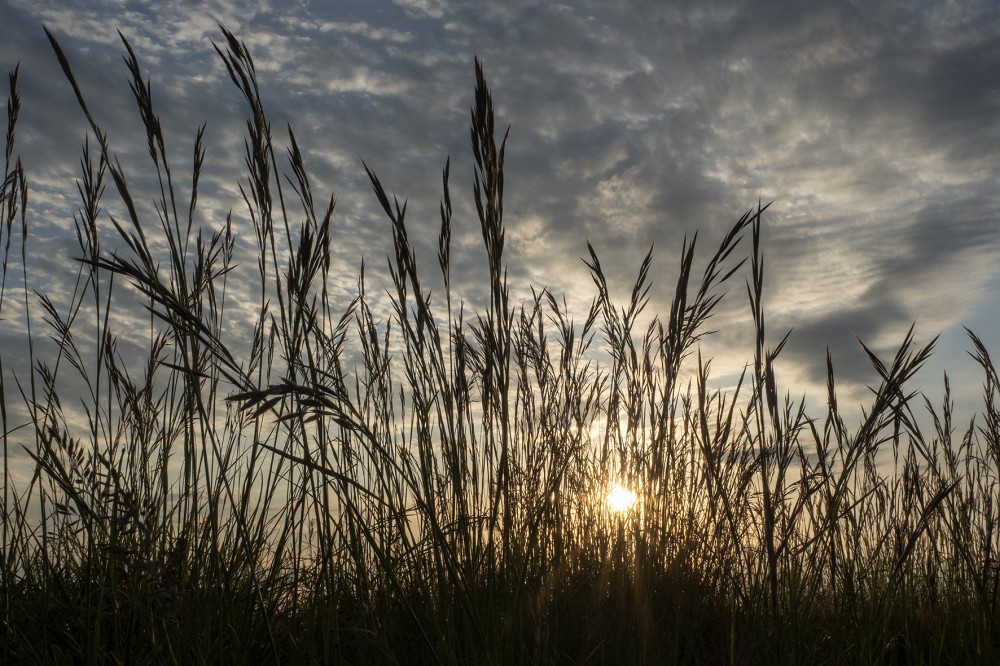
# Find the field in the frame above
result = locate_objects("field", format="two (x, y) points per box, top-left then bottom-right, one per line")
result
(2, 28), (999, 664)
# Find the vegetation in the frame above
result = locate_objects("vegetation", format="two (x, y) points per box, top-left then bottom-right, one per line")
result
(2, 27), (999, 664)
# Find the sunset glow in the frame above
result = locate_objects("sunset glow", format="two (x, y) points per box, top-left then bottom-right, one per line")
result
(606, 484), (637, 513)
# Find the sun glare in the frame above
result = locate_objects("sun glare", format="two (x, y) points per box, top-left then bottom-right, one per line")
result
(606, 483), (637, 513)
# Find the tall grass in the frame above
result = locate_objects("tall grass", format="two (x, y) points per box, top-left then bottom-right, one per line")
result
(2, 27), (999, 664)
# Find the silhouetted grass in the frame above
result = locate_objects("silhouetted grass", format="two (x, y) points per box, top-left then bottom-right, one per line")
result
(2, 26), (999, 664)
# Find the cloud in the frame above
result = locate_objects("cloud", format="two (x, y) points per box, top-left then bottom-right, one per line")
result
(0, 0), (998, 434)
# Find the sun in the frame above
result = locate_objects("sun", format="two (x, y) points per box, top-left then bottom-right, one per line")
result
(606, 483), (637, 513)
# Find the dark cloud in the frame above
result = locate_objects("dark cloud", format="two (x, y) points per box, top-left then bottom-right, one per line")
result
(782, 287), (912, 393)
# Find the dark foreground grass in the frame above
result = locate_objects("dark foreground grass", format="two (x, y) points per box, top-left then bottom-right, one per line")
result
(2, 27), (999, 664)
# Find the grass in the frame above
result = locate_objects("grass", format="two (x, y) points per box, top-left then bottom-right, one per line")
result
(2, 26), (999, 664)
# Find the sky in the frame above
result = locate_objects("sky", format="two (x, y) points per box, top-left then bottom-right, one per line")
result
(1, 0), (999, 453)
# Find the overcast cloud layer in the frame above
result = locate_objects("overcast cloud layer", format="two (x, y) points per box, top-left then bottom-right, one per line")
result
(1, 0), (999, 440)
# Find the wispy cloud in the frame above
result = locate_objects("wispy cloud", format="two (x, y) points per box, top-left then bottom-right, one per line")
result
(1, 0), (998, 420)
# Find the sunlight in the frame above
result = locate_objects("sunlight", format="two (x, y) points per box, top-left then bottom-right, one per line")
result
(606, 483), (637, 513)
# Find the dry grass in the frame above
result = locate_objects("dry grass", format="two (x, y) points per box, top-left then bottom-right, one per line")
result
(1, 26), (999, 664)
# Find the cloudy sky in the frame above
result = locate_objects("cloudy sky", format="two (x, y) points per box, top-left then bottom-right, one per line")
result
(1, 0), (999, 441)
